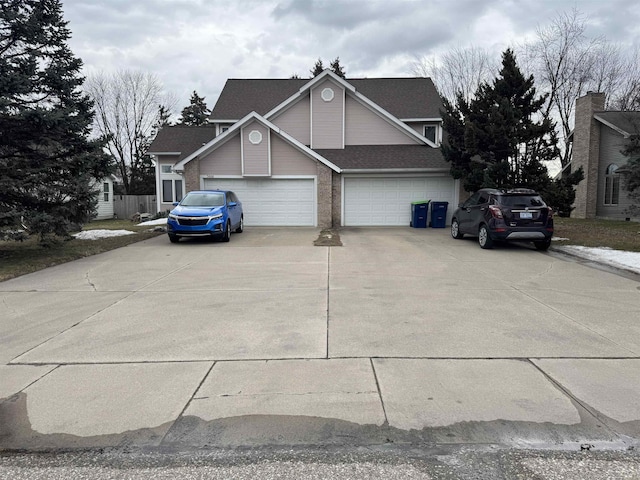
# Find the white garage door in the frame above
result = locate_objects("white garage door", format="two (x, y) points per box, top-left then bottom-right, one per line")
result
(203, 178), (315, 226)
(343, 176), (456, 226)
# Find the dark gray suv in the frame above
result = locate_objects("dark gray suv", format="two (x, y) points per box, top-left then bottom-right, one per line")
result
(450, 188), (554, 250)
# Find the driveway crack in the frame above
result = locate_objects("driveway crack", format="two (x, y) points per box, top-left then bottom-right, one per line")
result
(85, 271), (97, 291)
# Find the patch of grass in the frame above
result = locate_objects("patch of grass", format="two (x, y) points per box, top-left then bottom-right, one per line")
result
(0, 219), (164, 282)
(553, 217), (640, 252)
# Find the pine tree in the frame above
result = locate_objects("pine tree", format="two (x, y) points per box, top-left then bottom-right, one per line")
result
(310, 57), (347, 78)
(178, 91), (210, 126)
(130, 105), (172, 194)
(329, 57), (346, 78)
(310, 58), (324, 77)
(442, 49), (559, 192)
(0, 0), (112, 242)
(619, 134), (640, 217)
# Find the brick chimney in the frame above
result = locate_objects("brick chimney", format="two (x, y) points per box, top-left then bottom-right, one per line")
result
(572, 92), (605, 218)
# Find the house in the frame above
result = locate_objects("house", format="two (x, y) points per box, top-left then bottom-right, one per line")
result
(149, 70), (459, 227)
(93, 175), (116, 220)
(148, 125), (217, 209)
(571, 92), (640, 220)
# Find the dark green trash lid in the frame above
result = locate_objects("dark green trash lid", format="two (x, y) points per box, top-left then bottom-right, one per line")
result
(411, 200), (430, 205)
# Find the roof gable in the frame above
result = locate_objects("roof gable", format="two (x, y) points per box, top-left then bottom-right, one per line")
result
(148, 125), (216, 161)
(174, 111), (341, 173)
(594, 111), (640, 137)
(210, 72), (443, 122)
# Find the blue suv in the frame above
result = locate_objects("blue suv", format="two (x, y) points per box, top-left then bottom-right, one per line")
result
(167, 190), (243, 243)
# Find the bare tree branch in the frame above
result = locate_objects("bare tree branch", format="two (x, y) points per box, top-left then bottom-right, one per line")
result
(85, 70), (176, 193)
(410, 46), (497, 104)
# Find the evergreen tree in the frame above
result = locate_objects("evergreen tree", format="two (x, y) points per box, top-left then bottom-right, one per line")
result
(0, 0), (112, 242)
(310, 58), (324, 77)
(329, 57), (346, 78)
(131, 105), (172, 194)
(442, 49), (559, 192)
(310, 57), (347, 78)
(442, 49), (583, 214)
(178, 91), (210, 126)
(620, 134), (640, 217)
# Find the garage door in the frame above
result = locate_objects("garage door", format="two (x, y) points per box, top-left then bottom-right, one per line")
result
(343, 177), (456, 226)
(203, 178), (315, 226)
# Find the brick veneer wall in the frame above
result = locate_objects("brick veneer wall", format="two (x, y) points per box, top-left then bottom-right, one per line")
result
(572, 92), (605, 218)
(332, 171), (342, 227)
(184, 157), (201, 192)
(317, 162), (333, 228)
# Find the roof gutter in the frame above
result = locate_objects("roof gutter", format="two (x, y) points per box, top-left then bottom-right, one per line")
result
(340, 168), (449, 174)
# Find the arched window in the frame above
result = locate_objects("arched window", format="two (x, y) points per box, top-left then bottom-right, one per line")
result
(604, 164), (620, 205)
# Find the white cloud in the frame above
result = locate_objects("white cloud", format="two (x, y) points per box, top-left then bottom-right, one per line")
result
(61, 0), (640, 112)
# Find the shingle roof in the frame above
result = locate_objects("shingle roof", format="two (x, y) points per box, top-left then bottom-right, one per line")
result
(314, 145), (448, 170)
(210, 77), (443, 121)
(595, 111), (640, 136)
(148, 125), (216, 161)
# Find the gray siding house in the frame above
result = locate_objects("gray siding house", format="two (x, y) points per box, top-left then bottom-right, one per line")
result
(572, 92), (640, 221)
(149, 70), (458, 227)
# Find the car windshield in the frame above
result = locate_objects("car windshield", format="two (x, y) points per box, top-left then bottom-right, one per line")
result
(499, 195), (545, 207)
(180, 192), (225, 207)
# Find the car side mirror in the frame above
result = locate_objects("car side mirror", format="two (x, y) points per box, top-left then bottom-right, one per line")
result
(172, 202), (179, 206)
(228, 201), (237, 207)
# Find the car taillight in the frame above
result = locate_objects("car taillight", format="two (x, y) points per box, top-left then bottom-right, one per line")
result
(488, 205), (503, 219)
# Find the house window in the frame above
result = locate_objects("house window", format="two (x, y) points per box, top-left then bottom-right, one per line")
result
(604, 164), (620, 205)
(162, 179), (183, 203)
(175, 180), (183, 202)
(103, 182), (109, 202)
(423, 124), (438, 144)
(161, 165), (172, 174)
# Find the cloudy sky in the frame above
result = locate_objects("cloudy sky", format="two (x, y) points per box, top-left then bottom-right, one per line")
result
(61, 0), (640, 113)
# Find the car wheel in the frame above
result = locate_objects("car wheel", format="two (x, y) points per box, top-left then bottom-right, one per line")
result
(221, 221), (231, 242)
(478, 224), (494, 249)
(168, 233), (179, 243)
(451, 219), (464, 239)
(235, 215), (243, 233)
(534, 239), (551, 251)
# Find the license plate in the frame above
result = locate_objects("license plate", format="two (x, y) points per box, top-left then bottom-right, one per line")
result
(520, 212), (533, 219)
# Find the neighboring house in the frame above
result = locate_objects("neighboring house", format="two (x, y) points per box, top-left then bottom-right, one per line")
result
(148, 125), (217, 211)
(571, 92), (640, 220)
(93, 175), (115, 220)
(149, 70), (458, 227)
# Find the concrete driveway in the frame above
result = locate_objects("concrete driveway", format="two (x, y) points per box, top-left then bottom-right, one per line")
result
(1, 227), (639, 450)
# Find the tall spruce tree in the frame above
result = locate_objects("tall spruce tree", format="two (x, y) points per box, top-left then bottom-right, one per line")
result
(178, 91), (210, 126)
(442, 49), (558, 192)
(0, 0), (111, 242)
(310, 57), (347, 78)
(310, 58), (324, 77)
(442, 49), (583, 215)
(329, 57), (346, 78)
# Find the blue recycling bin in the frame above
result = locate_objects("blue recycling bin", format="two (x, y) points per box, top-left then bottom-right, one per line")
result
(430, 201), (449, 228)
(410, 201), (429, 228)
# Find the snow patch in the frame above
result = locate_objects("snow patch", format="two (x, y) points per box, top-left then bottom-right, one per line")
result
(137, 218), (168, 226)
(555, 246), (640, 275)
(74, 230), (135, 240)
